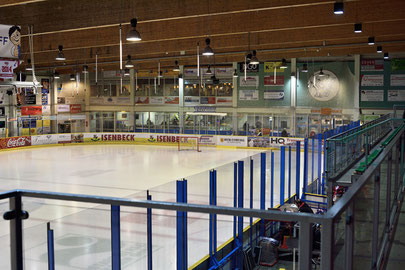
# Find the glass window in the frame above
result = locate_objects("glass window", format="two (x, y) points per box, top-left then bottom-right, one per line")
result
(116, 111), (132, 132)
(102, 112), (114, 132)
(169, 113), (180, 133)
(164, 78), (179, 96)
(217, 82), (233, 96)
(184, 81), (199, 96)
(150, 78), (164, 96)
(219, 115), (233, 135)
(118, 82), (131, 96)
(184, 114), (195, 134)
(296, 114), (308, 137)
(135, 112), (149, 132)
(135, 79), (150, 96)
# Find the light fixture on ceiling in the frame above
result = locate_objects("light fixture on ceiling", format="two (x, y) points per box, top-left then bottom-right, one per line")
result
(70, 74), (75, 81)
(53, 71), (60, 79)
(249, 50), (259, 65)
(333, 2), (344, 14)
(377, 46), (383, 53)
(125, 55), (134, 68)
(157, 71), (163, 78)
(82, 65), (89, 73)
(354, 23), (362, 33)
(233, 69), (238, 78)
(55, 45), (66, 61)
(173, 60), (180, 72)
(384, 53), (389, 60)
(301, 63), (308, 73)
(202, 38), (214, 56)
(368, 37), (375, 45)
(126, 18), (141, 41)
(280, 58), (288, 69)
(26, 59), (33, 71)
(206, 65), (212, 75)
(124, 68), (130, 76)
(318, 68), (327, 77)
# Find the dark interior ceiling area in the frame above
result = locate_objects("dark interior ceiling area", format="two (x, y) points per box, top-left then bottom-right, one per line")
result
(1, 0), (405, 74)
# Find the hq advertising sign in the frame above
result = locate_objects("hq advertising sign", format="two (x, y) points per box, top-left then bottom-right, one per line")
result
(0, 25), (21, 59)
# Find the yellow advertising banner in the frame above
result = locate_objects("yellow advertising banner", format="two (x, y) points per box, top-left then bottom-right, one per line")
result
(264, 62), (284, 73)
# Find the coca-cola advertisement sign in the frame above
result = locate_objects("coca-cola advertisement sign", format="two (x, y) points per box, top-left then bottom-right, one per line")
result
(0, 136), (31, 149)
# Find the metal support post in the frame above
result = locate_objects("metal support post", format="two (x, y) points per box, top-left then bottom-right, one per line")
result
(237, 160), (244, 269)
(296, 141), (301, 199)
(386, 152), (392, 232)
(298, 221), (313, 270)
(147, 191), (153, 270)
(47, 223), (55, 270)
(260, 153), (266, 236)
(371, 167), (380, 269)
(249, 158), (253, 248)
(320, 219), (334, 270)
(280, 146), (285, 205)
(345, 202), (354, 270)
(111, 205), (121, 270)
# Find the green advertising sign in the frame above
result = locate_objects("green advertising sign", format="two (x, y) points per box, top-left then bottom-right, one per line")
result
(391, 59), (405, 71)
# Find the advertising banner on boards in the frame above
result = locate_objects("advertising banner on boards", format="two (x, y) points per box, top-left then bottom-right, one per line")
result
(0, 24), (21, 59)
(217, 136), (247, 147)
(360, 90), (384, 101)
(361, 74), (384, 86)
(31, 134), (58, 145)
(239, 90), (259, 101)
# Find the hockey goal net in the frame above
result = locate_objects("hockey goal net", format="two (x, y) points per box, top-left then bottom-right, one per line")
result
(178, 136), (201, 152)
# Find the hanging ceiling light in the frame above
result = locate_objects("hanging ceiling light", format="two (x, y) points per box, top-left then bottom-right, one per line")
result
(126, 18), (141, 41)
(301, 63), (308, 73)
(53, 71), (60, 79)
(384, 53), (389, 60)
(233, 69), (238, 78)
(280, 58), (288, 69)
(206, 65), (213, 75)
(249, 50), (259, 65)
(333, 2), (344, 14)
(157, 71), (163, 78)
(173, 60), (180, 72)
(354, 23), (362, 33)
(368, 37), (375, 45)
(377, 46), (383, 53)
(82, 65), (89, 73)
(70, 74), (75, 81)
(202, 38), (214, 56)
(124, 68), (130, 76)
(26, 59), (33, 71)
(55, 45), (66, 61)
(125, 55), (134, 68)
(318, 68), (327, 77)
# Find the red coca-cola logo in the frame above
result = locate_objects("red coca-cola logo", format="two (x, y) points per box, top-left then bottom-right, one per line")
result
(6, 136), (31, 148)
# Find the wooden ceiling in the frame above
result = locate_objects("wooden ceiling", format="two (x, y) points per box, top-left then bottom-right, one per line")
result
(1, 0), (405, 73)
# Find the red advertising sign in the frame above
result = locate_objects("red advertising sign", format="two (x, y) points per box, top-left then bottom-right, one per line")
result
(70, 104), (82, 113)
(21, 106), (42, 116)
(0, 60), (19, 79)
(360, 59), (384, 71)
(0, 136), (31, 149)
(264, 75), (285, 86)
(101, 134), (136, 141)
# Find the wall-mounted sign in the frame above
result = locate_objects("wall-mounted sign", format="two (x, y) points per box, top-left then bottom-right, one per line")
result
(264, 90), (284, 100)
(239, 63), (259, 73)
(21, 106), (42, 116)
(216, 97), (232, 106)
(264, 62), (284, 73)
(194, 106), (216, 113)
(70, 104), (82, 114)
(264, 75), (284, 86)
(42, 105), (50, 115)
(360, 90), (384, 102)
(361, 74), (384, 86)
(149, 96), (164, 105)
(388, 90), (405, 101)
(391, 60), (405, 71)
(0, 25), (21, 59)
(135, 97), (149, 105)
(390, 74), (405, 86)
(200, 97), (216, 104)
(308, 70), (340, 101)
(165, 96), (179, 104)
(0, 59), (19, 78)
(184, 96), (200, 106)
(360, 59), (384, 71)
(24, 89), (36, 105)
(239, 76), (259, 88)
(57, 104), (70, 112)
(239, 90), (259, 101)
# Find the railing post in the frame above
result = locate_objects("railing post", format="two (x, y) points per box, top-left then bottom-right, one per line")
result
(237, 160), (244, 269)
(249, 158), (253, 248)
(260, 153), (266, 236)
(280, 146), (285, 205)
(147, 191), (153, 270)
(345, 202), (354, 270)
(386, 152), (392, 232)
(111, 205), (121, 270)
(321, 219), (334, 270)
(371, 167), (380, 269)
(299, 221), (313, 270)
(7, 195), (25, 270)
(296, 141), (301, 198)
(288, 146), (292, 200)
(47, 223), (55, 270)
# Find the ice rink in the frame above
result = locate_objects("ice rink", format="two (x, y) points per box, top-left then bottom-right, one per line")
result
(0, 144), (308, 269)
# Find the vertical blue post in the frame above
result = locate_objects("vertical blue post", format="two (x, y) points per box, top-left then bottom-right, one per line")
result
(323, 133), (328, 195)
(333, 118), (335, 130)
(271, 151), (274, 208)
(176, 180), (188, 270)
(288, 146), (292, 201)
(249, 158), (253, 248)
(303, 138), (308, 199)
(318, 134), (322, 194)
(209, 171), (213, 259)
(280, 146), (285, 206)
(237, 160), (244, 269)
(232, 162), (237, 269)
(147, 191), (153, 270)
(111, 205), (121, 270)
(296, 141), (301, 199)
(260, 153), (266, 236)
(47, 222), (55, 270)
(311, 137), (315, 193)
(213, 170), (217, 259)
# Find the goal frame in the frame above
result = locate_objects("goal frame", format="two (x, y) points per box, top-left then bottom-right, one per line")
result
(178, 136), (201, 152)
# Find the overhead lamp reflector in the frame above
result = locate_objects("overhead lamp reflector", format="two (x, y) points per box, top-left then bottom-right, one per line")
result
(368, 37), (375, 45)
(53, 71), (60, 79)
(202, 38), (214, 56)
(26, 59), (33, 71)
(384, 53), (389, 60)
(354, 23), (362, 33)
(280, 58), (288, 69)
(124, 68), (130, 76)
(206, 65), (212, 75)
(70, 74), (75, 81)
(173, 60), (180, 72)
(377, 46), (383, 53)
(334, 2), (344, 14)
(249, 50), (259, 65)
(301, 63), (308, 73)
(125, 55), (134, 68)
(55, 45), (66, 61)
(126, 18), (142, 41)
(233, 69), (238, 78)
(82, 65), (89, 73)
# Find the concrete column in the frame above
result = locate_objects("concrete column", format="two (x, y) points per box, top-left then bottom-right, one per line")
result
(290, 58), (297, 136)
(353, 55), (361, 121)
(232, 62), (238, 108)
(84, 73), (91, 132)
